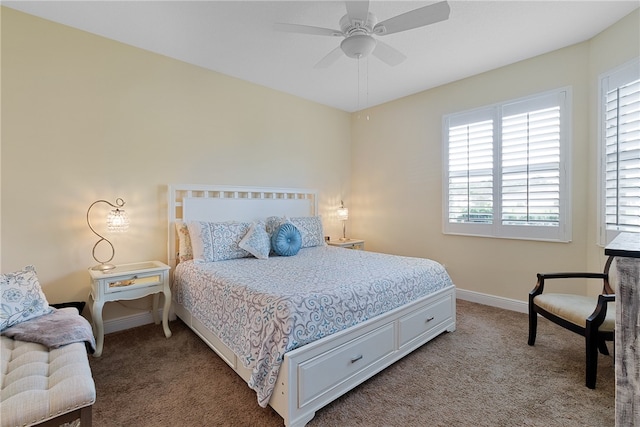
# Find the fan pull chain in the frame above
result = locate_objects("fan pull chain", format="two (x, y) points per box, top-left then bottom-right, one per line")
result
(366, 57), (370, 121)
(357, 56), (361, 113)
(356, 56), (370, 121)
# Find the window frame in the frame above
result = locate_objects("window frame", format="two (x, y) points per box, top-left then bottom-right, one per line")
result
(597, 58), (640, 246)
(442, 87), (572, 242)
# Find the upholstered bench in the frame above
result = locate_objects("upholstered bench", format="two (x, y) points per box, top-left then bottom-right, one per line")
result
(0, 332), (96, 427)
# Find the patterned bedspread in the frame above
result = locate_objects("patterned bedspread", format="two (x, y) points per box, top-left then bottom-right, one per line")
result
(172, 245), (453, 407)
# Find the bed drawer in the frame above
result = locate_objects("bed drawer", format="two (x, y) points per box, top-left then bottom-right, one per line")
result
(298, 323), (395, 407)
(399, 295), (452, 349)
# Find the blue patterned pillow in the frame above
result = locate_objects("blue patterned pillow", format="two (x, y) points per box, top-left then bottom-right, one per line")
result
(1, 265), (53, 331)
(271, 223), (302, 257)
(239, 222), (271, 260)
(187, 221), (251, 262)
(288, 216), (325, 248)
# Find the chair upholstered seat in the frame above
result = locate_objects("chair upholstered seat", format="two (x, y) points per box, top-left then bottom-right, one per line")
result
(533, 294), (616, 332)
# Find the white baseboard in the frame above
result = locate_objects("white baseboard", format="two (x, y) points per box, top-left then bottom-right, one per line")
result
(103, 309), (176, 335)
(102, 291), (526, 334)
(456, 288), (528, 314)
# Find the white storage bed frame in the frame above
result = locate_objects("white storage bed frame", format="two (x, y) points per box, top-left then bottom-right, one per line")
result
(168, 184), (456, 427)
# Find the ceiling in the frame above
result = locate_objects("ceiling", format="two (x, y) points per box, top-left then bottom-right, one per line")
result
(4, 1), (639, 112)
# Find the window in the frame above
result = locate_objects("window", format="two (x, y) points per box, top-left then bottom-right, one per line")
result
(443, 88), (571, 242)
(599, 59), (640, 245)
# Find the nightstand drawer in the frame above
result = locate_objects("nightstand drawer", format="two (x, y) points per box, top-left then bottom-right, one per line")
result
(105, 271), (163, 294)
(327, 239), (365, 250)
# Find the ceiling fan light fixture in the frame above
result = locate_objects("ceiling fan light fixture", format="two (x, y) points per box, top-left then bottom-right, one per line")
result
(340, 34), (376, 59)
(277, 1), (451, 67)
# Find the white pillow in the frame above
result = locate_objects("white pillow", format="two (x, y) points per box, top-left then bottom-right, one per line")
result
(175, 221), (193, 262)
(0, 265), (53, 331)
(187, 220), (252, 262)
(238, 221), (271, 260)
(265, 216), (286, 238)
(288, 216), (326, 248)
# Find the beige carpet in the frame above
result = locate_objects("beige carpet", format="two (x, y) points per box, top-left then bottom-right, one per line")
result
(88, 300), (614, 426)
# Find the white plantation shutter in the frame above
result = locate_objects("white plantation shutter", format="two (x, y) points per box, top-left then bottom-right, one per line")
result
(444, 88), (570, 241)
(448, 119), (494, 224)
(502, 93), (563, 227)
(601, 59), (640, 241)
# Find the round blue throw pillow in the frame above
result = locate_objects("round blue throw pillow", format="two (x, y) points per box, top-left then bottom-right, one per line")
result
(271, 223), (302, 257)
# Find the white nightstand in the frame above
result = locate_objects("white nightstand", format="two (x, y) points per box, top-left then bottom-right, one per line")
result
(327, 238), (365, 250)
(88, 260), (171, 357)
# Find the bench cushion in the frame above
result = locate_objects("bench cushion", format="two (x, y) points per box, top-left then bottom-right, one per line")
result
(0, 337), (96, 427)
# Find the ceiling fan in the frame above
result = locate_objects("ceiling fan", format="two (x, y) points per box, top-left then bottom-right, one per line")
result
(274, 1), (450, 68)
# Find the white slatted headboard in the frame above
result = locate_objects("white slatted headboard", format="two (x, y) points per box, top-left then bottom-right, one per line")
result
(167, 184), (318, 269)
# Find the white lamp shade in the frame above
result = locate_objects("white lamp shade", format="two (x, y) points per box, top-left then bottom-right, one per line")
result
(107, 208), (129, 232)
(337, 207), (349, 221)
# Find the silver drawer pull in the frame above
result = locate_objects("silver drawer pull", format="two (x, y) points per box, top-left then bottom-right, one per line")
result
(425, 316), (435, 323)
(351, 354), (363, 363)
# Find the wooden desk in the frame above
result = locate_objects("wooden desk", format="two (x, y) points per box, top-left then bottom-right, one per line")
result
(605, 232), (640, 426)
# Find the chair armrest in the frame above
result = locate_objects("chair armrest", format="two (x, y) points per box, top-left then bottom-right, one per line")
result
(599, 294), (615, 303)
(587, 294), (615, 327)
(531, 256), (615, 304)
(537, 272), (608, 280)
(529, 272), (608, 299)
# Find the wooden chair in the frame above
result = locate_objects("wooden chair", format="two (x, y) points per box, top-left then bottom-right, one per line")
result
(528, 256), (615, 389)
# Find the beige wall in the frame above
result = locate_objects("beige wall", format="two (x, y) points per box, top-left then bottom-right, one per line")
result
(1, 8), (351, 321)
(1, 7), (638, 323)
(351, 8), (639, 302)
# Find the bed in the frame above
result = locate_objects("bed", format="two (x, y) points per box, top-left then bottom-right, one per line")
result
(168, 184), (456, 427)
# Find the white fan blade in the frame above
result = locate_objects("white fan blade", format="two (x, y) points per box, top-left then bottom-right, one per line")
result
(345, 0), (370, 23)
(274, 23), (343, 37)
(372, 40), (406, 66)
(314, 47), (345, 69)
(373, 1), (450, 36)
